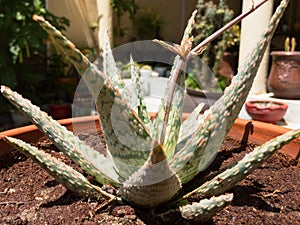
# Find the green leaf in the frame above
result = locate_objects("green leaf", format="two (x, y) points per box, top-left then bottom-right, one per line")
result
(103, 31), (126, 91)
(129, 56), (151, 129)
(15, 12), (25, 21)
(177, 103), (205, 143)
(34, 15), (153, 179)
(1, 86), (122, 186)
(151, 10), (197, 158)
(9, 43), (21, 64)
(33, 0), (42, 9)
(183, 128), (300, 199)
(170, 0), (290, 184)
(180, 194), (233, 222)
(120, 140), (182, 207)
(3, 136), (115, 200)
(151, 56), (186, 158)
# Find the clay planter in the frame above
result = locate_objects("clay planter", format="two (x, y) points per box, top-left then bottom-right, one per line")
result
(245, 100), (288, 124)
(0, 115), (299, 224)
(0, 115), (299, 161)
(267, 51), (300, 99)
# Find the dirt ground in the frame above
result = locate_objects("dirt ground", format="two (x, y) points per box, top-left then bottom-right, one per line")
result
(0, 131), (299, 224)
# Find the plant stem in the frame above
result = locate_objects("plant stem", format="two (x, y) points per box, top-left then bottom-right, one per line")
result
(190, 0), (268, 57)
(160, 0), (268, 145)
(160, 58), (186, 145)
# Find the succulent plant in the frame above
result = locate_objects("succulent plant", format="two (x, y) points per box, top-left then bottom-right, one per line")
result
(1, 0), (298, 222)
(188, 0), (235, 91)
(284, 36), (297, 52)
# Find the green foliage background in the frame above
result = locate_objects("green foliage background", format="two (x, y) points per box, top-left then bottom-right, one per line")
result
(0, 0), (69, 111)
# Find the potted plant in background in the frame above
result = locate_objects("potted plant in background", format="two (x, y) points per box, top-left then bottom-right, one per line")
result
(184, 0), (240, 112)
(132, 7), (166, 40)
(110, 0), (139, 44)
(46, 53), (79, 119)
(267, 36), (300, 99)
(0, 0), (69, 127)
(245, 100), (288, 124)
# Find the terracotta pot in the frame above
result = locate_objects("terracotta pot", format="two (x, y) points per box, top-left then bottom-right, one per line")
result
(267, 51), (300, 99)
(245, 100), (288, 124)
(0, 115), (299, 161)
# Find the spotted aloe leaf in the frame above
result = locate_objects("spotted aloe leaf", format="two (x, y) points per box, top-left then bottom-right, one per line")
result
(180, 194), (233, 222)
(32, 16), (154, 180)
(169, 0), (289, 184)
(152, 10), (197, 158)
(0, 86), (122, 186)
(151, 56), (187, 158)
(129, 56), (151, 130)
(119, 139), (181, 207)
(177, 103), (205, 143)
(1, 0), (295, 218)
(2, 136), (116, 200)
(103, 31), (127, 92)
(182, 128), (300, 199)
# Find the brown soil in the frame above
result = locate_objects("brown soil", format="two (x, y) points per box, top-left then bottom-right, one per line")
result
(0, 130), (299, 225)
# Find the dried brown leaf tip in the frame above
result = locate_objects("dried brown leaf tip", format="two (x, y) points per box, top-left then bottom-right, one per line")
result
(32, 14), (44, 22)
(153, 37), (193, 59)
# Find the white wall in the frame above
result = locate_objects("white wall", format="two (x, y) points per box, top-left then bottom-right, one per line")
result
(47, 0), (243, 48)
(113, 0), (198, 45)
(48, 0), (99, 48)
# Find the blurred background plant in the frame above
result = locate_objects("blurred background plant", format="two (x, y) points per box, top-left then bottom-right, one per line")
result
(132, 7), (166, 40)
(186, 0), (240, 92)
(0, 0), (69, 112)
(284, 36), (297, 51)
(110, 0), (139, 38)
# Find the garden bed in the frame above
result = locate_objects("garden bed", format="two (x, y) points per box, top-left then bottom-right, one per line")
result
(0, 129), (299, 224)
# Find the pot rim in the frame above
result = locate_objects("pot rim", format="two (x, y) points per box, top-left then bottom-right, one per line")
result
(270, 51), (300, 56)
(245, 100), (288, 111)
(0, 115), (299, 161)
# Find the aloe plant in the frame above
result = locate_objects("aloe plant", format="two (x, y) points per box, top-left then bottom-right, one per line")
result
(1, 0), (299, 222)
(284, 36), (297, 52)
